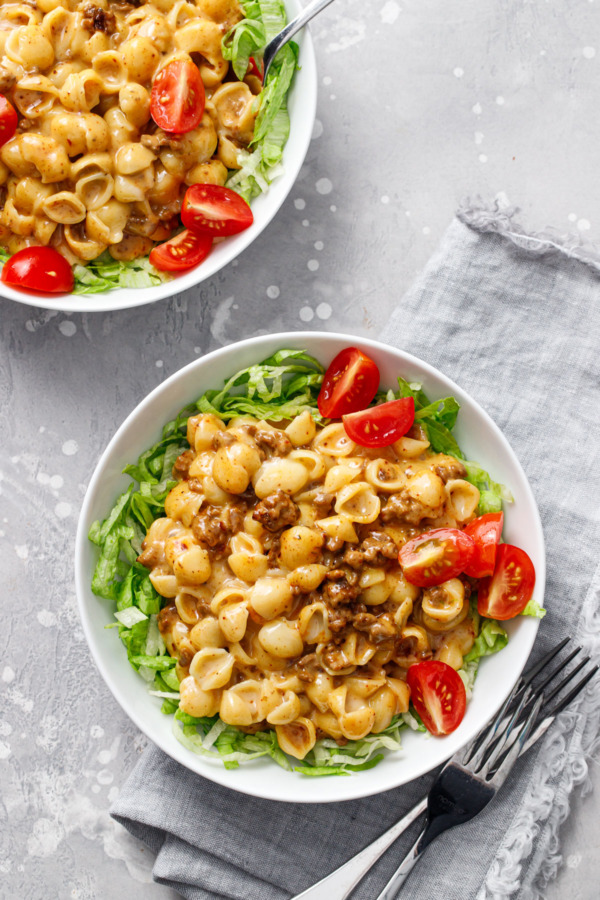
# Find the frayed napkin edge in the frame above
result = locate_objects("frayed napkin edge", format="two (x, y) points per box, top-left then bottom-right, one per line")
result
(458, 198), (600, 275)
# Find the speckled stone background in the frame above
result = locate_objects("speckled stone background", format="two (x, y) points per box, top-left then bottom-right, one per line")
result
(2, 1), (600, 897)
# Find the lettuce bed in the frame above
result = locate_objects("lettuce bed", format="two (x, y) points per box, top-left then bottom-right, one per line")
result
(0, 0), (297, 294)
(89, 349), (542, 775)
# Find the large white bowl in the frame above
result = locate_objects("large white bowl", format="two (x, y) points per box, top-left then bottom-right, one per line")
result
(0, 3), (316, 313)
(75, 332), (545, 803)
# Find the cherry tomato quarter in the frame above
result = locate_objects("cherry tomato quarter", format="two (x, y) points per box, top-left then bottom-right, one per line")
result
(150, 60), (205, 134)
(317, 347), (380, 418)
(407, 660), (467, 736)
(149, 229), (213, 272)
(463, 512), (504, 578)
(248, 56), (264, 82)
(1, 246), (74, 293)
(181, 184), (254, 237)
(477, 544), (536, 620)
(0, 94), (17, 148)
(398, 527), (475, 587)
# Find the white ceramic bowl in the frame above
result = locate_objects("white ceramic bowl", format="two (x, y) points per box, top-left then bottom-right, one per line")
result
(0, 3), (316, 313)
(75, 332), (545, 803)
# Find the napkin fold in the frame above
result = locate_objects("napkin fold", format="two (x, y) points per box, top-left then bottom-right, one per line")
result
(111, 201), (600, 900)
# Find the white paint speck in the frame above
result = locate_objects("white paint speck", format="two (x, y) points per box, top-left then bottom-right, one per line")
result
(0, 721), (12, 737)
(49, 475), (63, 490)
(37, 472), (50, 485)
(583, 46), (596, 59)
(311, 119), (323, 140)
(97, 769), (114, 785)
(210, 295), (235, 344)
(568, 213), (578, 222)
(316, 178), (333, 195)
(302, 219), (310, 227)
(474, 132), (484, 145)
(316, 303), (332, 320)
(39, 426), (45, 433)
(567, 853), (582, 868)
(496, 95), (505, 105)
(381, 195), (390, 204)
(380, 0), (400, 24)
(299, 306), (314, 322)
(194, 347), (201, 354)
(329, 94), (336, 100)
(479, 154), (488, 163)
(472, 102), (482, 115)
(577, 218), (591, 231)
(91, 784), (101, 794)
(108, 787), (119, 804)
(453, 67), (464, 78)
(307, 259), (319, 272)
(294, 198), (306, 210)
(15, 545), (28, 560)
(422, 226), (431, 235)
(2, 667), (15, 684)
(37, 610), (57, 628)
(266, 285), (280, 299)
(330, 205), (337, 212)
(59, 321), (77, 337)
(0, 742), (11, 760)
(323, 76), (332, 85)
(55, 502), (71, 520)
(62, 440), (78, 456)
(155, 360), (163, 368)
(91, 725), (105, 739)
(314, 241), (324, 251)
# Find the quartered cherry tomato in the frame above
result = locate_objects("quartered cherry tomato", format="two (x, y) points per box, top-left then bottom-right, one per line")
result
(407, 660), (466, 736)
(0, 94), (17, 148)
(1, 246), (74, 293)
(398, 527), (475, 587)
(150, 60), (205, 134)
(477, 544), (536, 620)
(463, 512), (504, 578)
(317, 347), (380, 418)
(343, 397), (415, 447)
(181, 184), (254, 237)
(248, 56), (264, 82)
(149, 229), (213, 272)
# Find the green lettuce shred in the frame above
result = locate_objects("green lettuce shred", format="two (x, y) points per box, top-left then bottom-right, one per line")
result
(223, 0), (298, 202)
(522, 597), (547, 619)
(90, 348), (523, 776)
(72, 252), (169, 294)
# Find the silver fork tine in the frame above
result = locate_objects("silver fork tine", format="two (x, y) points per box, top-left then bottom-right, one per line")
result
(468, 686), (532, 771)
(542, 655), (590, 706)
(484, 694), (545, 785)
(463, 638), (571, 766)
(522, 664), (599, 753)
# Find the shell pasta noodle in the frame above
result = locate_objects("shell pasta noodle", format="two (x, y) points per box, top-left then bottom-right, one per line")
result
(0, 0), (297, 293)
(89, 348), (541, 775)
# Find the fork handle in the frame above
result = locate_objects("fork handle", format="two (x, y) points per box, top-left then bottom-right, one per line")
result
(291, 796), (427, 900)
(375, 831), (426, 900)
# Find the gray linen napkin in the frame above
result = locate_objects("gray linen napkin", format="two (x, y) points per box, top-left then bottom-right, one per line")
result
(111, 204), (600, 900)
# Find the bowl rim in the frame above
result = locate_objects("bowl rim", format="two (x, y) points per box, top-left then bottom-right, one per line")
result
(0, 1), (317, 314)
(74, 331), (545, 803)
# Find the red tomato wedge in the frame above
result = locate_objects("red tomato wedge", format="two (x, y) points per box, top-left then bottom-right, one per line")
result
(149, 229), (213, 272)
(407, 660), (466, 736)
(150, 60), (205, 134)
(477, 544), (536, 620)
(0, 94), (17, 148)
(398, 527), (475, 587)
(181, 184), (254, 237)
(343, 397), (415, 447)
(463, 512), (504, 578)
(317, 347), (380, 418)
(248, 56), (264, 82)
(1, 246), (74, 293)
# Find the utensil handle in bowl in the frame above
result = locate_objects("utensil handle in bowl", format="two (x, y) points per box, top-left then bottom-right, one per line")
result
(291, 795), (427, 900)
(263, 0), (337, 78)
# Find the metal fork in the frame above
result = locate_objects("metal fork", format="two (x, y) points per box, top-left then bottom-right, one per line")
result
(292, 639), (598, 900)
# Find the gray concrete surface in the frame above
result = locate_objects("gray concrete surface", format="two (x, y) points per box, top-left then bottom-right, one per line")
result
(2, 0), (599, 897)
